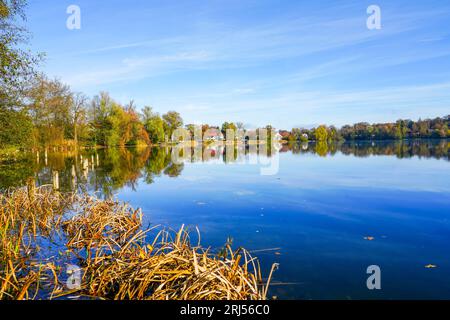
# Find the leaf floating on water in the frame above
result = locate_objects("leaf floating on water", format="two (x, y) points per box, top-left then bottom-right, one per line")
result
(274, 252), (281, 256)
(425, 264), (437, 269)
(364, 236), (375, 241)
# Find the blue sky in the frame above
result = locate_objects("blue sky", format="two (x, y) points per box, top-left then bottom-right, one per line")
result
(26, 0), (450, 129)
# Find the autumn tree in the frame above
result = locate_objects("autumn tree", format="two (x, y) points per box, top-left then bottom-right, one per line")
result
(315, 125), (328, 142)
(27, 75), (72, 147)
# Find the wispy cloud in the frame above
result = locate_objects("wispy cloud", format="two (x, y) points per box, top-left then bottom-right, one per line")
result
(64, 7), (450, 88)
(164, 81), (450, 126)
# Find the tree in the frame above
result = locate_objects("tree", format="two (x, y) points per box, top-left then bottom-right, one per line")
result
(141, 106), (155, 123)
(162, 111), (183, 141)
(145, 116), (165, 144)
(88, 92), (113, 146)
(100, 100), (149, 147)
(70, 92), (88, 145)
(0, 108), (33, 148)
(315, 125), (328, 142)
(395, 120), (408, 139)
(142, 106), (165, 144)
(186, 124), (201, 140)
(0, 0), (42, 108)
(0, 1), (42, 150)
(418, 119), (429, 137)
(27, 75), (72, 146)
(221, 122), (237, 139)
(236, 122), (245, 131)
(328, 125), (340, 141)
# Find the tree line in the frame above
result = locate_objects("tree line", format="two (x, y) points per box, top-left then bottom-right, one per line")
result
(280, 117), (450, 143)
(0, 1), (182, 150)
(0, 73), (186, 149)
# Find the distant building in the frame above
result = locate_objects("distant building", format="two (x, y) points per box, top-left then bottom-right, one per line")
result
(279, 130), (291, 140)
(204, 129), (223, 141)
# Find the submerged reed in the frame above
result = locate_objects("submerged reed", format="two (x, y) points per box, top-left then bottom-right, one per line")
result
(0, 187), (276, 300)
(0, 186), (72, 299)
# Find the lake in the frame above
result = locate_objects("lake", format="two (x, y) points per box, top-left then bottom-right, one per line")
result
(1, 140), (449, 299)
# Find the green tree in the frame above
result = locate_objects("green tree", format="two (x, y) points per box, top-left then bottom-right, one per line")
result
(221, 122), (237, 139)
(88, 92), (113, 146)
(162, 111), (183, 141)
(105, 103), (123, 147)
(0, 108), (33, 148)
(69, 92), (88, 145)
(142, 106), (165, 144)
(395, 120), (408, 139)
(101, 102), (149, 147)
(0, 0), (42, 150)
(1, 0), (42, 106)
(328, 125), (340, 141)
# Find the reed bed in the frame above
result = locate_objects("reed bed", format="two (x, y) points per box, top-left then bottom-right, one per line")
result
(0, 187), (276, 300)
(0, 186), (72, 299)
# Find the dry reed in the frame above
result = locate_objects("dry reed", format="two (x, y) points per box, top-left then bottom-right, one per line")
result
(0, 186), (72, 299)
(1, 187), (276, 300)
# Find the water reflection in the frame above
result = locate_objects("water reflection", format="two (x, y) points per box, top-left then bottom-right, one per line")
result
(284, 139), (449, 160)
(1, 140), (448, 193)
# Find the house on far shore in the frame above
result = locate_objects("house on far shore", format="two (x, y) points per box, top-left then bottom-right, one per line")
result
(278, 130), (291, 139)
(204, 129), (223, 142)
(278, 130), (291, 140)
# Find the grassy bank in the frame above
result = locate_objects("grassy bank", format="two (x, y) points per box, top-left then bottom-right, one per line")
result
(0, 187), (275, 300)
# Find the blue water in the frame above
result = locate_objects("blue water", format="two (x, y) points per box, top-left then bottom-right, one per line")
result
(3, 141), (450, 299)
(117, 146), (450, 299)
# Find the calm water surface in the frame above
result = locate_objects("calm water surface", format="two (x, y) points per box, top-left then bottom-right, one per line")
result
(1, 140), (450, 299)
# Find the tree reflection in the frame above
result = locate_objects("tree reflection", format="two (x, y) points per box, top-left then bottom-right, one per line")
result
(1, 139), (448, 193)
(283, 139), (449, 161)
